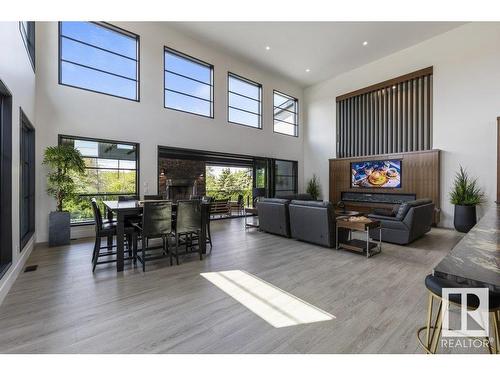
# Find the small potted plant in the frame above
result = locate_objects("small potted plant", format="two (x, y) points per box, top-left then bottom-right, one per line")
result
(306, 174), (321, 200)
(43, 144), (86, 247)
(449, 166), (484, 233)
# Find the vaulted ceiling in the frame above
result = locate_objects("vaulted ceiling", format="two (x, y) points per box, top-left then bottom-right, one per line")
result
(170, 22), (464, 87)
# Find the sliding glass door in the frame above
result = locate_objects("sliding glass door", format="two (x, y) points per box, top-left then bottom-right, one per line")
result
(253, 158), (270, 202)
(271, 159), (298, 197)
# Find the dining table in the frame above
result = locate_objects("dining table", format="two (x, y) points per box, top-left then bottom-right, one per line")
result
(103, 200), (209, 272)
(433, 205), (500, 292)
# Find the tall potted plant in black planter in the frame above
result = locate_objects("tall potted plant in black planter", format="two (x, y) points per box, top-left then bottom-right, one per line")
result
(43, 145), (86, 247)
(306, 174), (321, 200)
(450, 166), (484, 233)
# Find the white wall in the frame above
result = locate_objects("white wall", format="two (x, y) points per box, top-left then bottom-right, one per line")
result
(0, 22), (36, 304)
(304, 22), (500, 228)
(35, 22), (304, 242)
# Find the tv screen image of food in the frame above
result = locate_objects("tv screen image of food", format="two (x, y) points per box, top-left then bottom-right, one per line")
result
(351, 160), (401, 188)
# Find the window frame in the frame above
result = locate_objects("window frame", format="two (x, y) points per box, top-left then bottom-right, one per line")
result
(19, 108), (35, 251)
(58, 21), (140, 102)
(273, 90), (299, 138)
(58, 134), (140, 226)
(163, 46), (214, 119)
(19, 22), (35, 72)
(0, 80), (13, 280)
(272, 159), (298, 197)
(227, 72), (263, 130)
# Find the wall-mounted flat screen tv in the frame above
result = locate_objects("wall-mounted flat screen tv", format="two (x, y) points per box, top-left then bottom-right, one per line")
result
(351, 159), (402, 188)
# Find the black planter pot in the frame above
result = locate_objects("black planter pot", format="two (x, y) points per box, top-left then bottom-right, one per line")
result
(49, 211), (71, 247)
(453, 204), (477, 233)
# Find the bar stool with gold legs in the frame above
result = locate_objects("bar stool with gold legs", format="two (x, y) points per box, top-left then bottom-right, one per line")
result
(417, 274), (500, 354)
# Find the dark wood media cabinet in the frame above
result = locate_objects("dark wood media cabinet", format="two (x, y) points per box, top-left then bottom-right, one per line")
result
(329, 149), (441, 225)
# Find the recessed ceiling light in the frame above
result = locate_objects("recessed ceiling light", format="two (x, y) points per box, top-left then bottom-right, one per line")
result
(265, 46), (271, 50)
(305, 68), (310, 73)
(362, 41), (368, 46)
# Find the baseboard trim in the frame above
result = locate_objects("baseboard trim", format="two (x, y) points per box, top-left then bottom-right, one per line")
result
(0, 236), (35, 306)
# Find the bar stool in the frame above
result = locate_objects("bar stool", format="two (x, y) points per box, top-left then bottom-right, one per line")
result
(172, 200), (203, 265)
(417, 274), (500, 354)
(133, 200), (173, 272)
(91, 199), (137, 272)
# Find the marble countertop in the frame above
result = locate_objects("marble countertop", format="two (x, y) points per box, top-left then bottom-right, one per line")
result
(434, 206), (500, 292)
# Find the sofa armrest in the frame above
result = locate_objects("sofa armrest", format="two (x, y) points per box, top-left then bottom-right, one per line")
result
(367, 214), (401, 222)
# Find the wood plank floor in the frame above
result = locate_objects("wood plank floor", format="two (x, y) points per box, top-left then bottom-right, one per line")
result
(0, 218), (465, 353)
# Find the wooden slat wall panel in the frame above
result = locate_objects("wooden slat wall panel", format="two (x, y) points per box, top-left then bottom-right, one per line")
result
(336, 72), (433, 158)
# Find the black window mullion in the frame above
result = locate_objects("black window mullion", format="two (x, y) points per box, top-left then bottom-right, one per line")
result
(228, 89), (261, 103)
(60, 34), (138, 62)
(164, 47), (214, 117)
(228, 105), (261, 117)
(59, 21), (139, 101)
(61, 59), (137, 82)
(273, 90), (298, 137)
(164, 69), (212, 87)
(273, 105), (297, 116)
(165, 88), (212, 103)
(228, 72), (262, 129)
(59, 135), (139, 224)
(273, 118), (298, 127)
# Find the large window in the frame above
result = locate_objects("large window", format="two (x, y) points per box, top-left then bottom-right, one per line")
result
(164, 47), (214, 118)
(59, 22), (139, 101)
(273, 159), (298, 197)
(59, 136), (139, 224)
(19, 22), (35, 72)
(273, 90), (298, 137)
(20, 109), (35, 250)
(228, 73), (262, 129)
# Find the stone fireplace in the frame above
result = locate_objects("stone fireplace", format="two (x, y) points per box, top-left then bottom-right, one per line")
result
(165, 178), (198, 201)
(158, 158), (206, 201)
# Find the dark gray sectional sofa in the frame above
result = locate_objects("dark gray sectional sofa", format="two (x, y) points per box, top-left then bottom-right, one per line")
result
(289, 200), (337, 247)
(367, 198), (434, 245)
(257, 198), (345, 247)
(257, 198), (291, 237)
(257, 196), (434, 247)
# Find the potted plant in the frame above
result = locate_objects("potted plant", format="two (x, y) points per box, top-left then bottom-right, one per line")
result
(449, 166), (484, 233)
(306, 174), (321, 200)
(43, 144), (86, 247)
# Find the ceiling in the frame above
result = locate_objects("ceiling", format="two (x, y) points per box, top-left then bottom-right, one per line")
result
(169, 22), (464, 87)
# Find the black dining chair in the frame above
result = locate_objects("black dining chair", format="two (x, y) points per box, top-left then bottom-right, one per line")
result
(91, 199), (137, 272)
(172, 200), (203, 265)
(202, 197), (213, 249)
(144, 194), (163, 200)
(134, 201), (173, 271)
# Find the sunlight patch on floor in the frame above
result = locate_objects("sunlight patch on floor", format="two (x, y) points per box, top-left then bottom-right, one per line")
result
(200, 270), (335, 328)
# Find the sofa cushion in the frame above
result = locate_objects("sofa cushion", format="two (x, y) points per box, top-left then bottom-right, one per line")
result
(373, 208), (395, 217)
(395, 202), (411, 220)
(395, 198), (433, 219)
